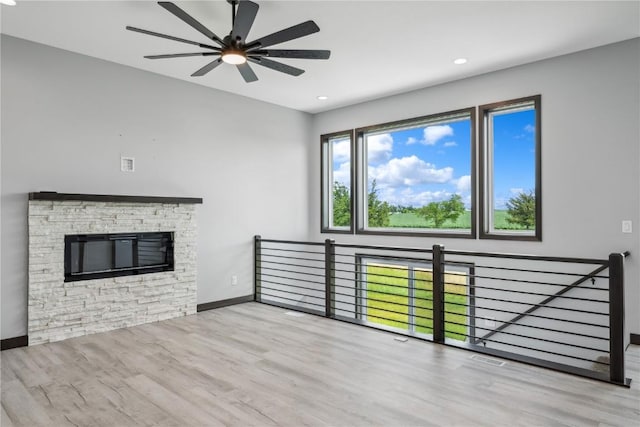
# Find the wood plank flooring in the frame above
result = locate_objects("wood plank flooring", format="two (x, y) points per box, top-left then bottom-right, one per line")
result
(2, 302), (639, 426)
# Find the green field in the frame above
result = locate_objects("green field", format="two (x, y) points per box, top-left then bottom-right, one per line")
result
(364, 264), (467, 341)
(387, 210), (530, 230)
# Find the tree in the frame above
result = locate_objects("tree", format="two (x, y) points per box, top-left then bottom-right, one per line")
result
(506, 190), (536, 229)
(332, 182), (351, 227)
(368, 179), (391, 227)
(416, 194), (465, 228)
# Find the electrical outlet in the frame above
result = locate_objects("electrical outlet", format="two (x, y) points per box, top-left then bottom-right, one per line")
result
(231, 275), (238, 286)
(120, 156), (135, 172)
(622, 220), (632, 234)
(484, 317), (496, 328)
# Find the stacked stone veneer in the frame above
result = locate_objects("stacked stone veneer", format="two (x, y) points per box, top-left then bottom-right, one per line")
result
(28, 200), (197, 345)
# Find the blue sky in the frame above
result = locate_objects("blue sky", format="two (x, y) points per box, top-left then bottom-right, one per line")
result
(492, 109), (536, 209)
(332, 109), (535, 210)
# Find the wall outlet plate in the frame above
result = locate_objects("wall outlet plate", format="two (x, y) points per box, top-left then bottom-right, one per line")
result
(622, 220), (632, 233)
(121, 156), (135, 172)
(231, 275), (238, 286)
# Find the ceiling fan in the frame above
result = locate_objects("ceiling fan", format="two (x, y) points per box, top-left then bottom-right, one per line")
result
(127, 0), (331, 83)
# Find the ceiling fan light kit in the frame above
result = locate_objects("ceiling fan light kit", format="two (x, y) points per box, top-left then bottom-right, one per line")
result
(127, 0), (331, 83)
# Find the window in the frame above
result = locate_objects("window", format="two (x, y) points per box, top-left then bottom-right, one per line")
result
(357, 256), (472, 342)
(479, 95), (541, 240)
(321, 131), (354, 233)
(355, 108), (475, 237)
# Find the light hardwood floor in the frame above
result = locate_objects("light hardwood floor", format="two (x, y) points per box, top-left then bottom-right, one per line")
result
(2, 302), (639, 426)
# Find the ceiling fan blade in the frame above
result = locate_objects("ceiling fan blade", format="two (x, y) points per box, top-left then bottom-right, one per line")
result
(245, 20), (320, 50)
(145, 53), (220, 59)
(191, 58), (223, 77)
(126, 26), (221, 51)
(158, 2), (225, 46)
(231, 1), (259, 42)
(249, 49), (330, 60)
(237, 62), (259, 83)
(248, 57), (304, 77)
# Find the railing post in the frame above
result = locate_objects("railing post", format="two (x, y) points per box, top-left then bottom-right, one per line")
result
(254, 235), (262, 303)
(432, 244), (445, 343)
(325, 239), (335, 318)
(608, 252), (626, 385)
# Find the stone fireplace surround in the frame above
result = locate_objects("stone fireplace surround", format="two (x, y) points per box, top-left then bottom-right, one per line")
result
(27, 192), (202, 345)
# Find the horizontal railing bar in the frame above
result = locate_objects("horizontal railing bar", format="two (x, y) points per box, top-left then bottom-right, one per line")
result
(329, 305), (433, 327)
(331, 297), (435, 322)
(443, 280), (609, 293)
(452, 293), (608, 316)
(333, 284), (433, 303)
(260, 259), (326, 271)
(258, 299), (325, 316)
(443, 284), (609, 303)
(454, 262), (610, 279)
(439, 328), (609, 365)
(443, 310), (609, 341)
(443, 300), (608, 328)
(260, 293), (326, 309)
(463, 333), (609, 365)
(260, 238), (325, 247)
(347, 253), (434, 264)
(333, 292), (432, 311)
(333, 275), (410, 290)
(334, 242), (433, 254)
(335, 275), (435, 293)
(332, 259), (363, 267)
(260, 272), (325, 287)
(444, 318), (608, 353)
(261, 253), (325, 264)
(259, 280), (326, 296)
(261, 266), (326, 279)
(444, 249), (608, 265)
(262, 247), (325, 256)
(462, 272), (606, 288)
(443, 275), (609, 291)
(261, 287), (325, 301)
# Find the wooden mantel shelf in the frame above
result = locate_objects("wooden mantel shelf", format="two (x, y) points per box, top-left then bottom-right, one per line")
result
(28, 192), (203, 204)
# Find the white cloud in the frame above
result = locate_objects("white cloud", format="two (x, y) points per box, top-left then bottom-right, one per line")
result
(383, 188), (453, 207)
(332, 139), (351, 163)
(423, 125), (453, 145)
(510, 187), (524, 195)
(455, 175), (471, 193)
(369, 155), (453, 187)
(332, 161), (351, 186)
(406, 137), (418, 145)
(443, 141), (458, 147)
(366, 133), (393, 164)
(524, 124), (535, 133)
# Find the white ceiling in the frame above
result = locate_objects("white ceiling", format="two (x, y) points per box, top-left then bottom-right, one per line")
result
(2, 1), (639, 113)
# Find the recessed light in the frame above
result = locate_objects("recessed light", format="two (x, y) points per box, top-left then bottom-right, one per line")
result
(0, 0), (17, 5)
(453, 58), (468, 65)
(317, 96), (328, 101)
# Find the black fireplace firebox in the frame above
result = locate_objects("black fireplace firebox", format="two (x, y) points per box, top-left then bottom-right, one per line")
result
(64, 232), (174, 282)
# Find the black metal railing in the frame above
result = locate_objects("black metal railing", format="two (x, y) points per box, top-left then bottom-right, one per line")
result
(253, 236), (630, 387)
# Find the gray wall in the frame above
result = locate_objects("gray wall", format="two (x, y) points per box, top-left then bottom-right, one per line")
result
(309, 38), (640, 338)
(3, 34), (638, 342)
(1, 35), (311, 339)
